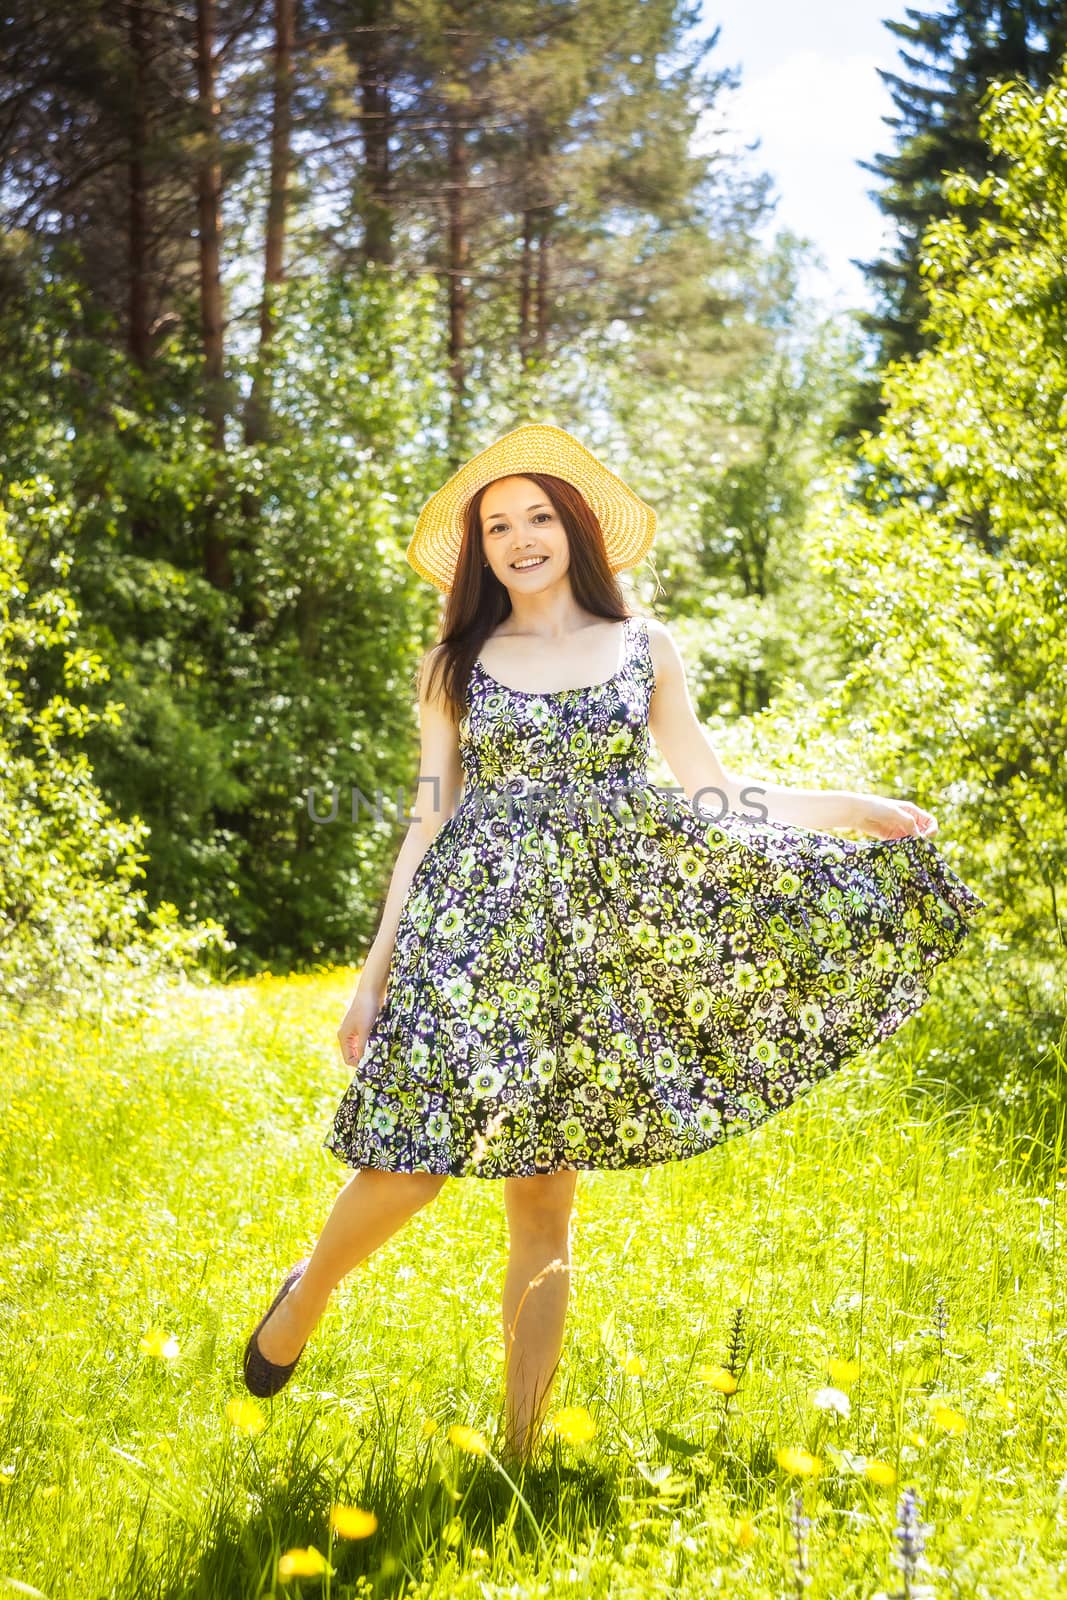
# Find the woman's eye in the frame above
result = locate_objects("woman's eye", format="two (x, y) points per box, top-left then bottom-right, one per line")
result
(489, 513), (551, 534)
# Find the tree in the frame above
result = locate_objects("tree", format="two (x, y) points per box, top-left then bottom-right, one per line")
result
(804, 69), (1067, 1022)
(847, 0), (1067, 441)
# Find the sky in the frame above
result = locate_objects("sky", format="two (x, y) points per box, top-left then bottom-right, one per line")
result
(694, 0), (925, 315)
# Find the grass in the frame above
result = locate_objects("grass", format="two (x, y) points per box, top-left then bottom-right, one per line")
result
(1, 965), (1065, 1598)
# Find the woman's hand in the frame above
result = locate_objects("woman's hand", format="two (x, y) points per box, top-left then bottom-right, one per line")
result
(337, 979), (387, 1070)
(851, 794), (939, 840)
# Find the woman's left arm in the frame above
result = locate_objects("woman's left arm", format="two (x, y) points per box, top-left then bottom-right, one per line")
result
(646, 620), (938, 840)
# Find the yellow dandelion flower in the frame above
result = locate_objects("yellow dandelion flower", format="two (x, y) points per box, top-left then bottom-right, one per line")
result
(140, 1327), (180, 1360)
(548, 1405), (597, 1445)
(775, 1446), (821, 1477)
(224, 1396), (266, 1435)
(828, 1358), (860, 1387)
(421, 1416), (438, 1438)
(330, 1505), (378, 1540)
(278, 1546), (332, 1579)
(621, 1353), (646, 1376)
(931, 1401), (966, 1435)
(734, 1515), (758, 1548)
(863, 1459), (897, 1487)
(697, 1364), (739, 1394)
(447, 1423), (488, 1455)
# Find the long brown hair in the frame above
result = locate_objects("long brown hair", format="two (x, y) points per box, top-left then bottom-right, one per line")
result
(420, 472), (636, 723)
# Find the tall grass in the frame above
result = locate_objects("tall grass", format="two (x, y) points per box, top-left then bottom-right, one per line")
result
(1, 968), (1064, 1598)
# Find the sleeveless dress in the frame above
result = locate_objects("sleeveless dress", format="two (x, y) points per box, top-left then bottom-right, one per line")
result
(323, 614), (987, 1179)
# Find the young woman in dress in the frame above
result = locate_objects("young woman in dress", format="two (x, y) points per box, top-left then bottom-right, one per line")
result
(244, 424), (984, 1469)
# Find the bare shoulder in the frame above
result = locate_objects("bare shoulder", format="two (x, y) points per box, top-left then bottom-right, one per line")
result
(415, 642), (453, 713)
(418, 640), (449, 676)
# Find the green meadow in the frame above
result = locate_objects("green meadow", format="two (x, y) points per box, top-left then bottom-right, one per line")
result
(2, 967), (1064, 1599)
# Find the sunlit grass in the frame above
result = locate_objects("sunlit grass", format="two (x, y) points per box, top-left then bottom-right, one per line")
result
(0, 966), (1064, 1596)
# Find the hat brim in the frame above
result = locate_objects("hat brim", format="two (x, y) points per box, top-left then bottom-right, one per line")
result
(406, 422), (657, 594)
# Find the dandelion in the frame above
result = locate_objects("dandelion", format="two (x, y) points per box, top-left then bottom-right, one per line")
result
(548, 1405), (597, 1445)
(864, 1459), (898, 1488)
(278, 1546), (332, 1580)
(447, 1423), (489, 1455)
(696, 1363), (739, 1394)
(930, 1401), (966, 1435)
(827, 1358), (860, 1388)
(621, 1353), (646, 1376)
(224, 1397), (266, 1435)
(330, 1505), (378, 1539)
(734, 1515), (758, 1548)
(140, 1326), (180, 1360)
(811, 1386), (850, 1418)
(775, 1446), (821, 1477)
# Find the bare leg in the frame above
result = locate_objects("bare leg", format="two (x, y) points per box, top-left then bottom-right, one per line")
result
(498, 1169), (578, 1464)
(255, 1168), (449, 1365)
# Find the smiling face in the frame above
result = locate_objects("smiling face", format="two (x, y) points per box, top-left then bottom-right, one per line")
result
(479, 475), (570, 590)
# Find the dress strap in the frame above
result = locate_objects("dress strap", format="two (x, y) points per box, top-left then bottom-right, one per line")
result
(626, 614), (653, 691)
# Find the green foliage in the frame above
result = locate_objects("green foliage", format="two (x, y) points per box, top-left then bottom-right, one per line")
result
(0, 264), (450, 972)
(0, 506), (231, 1020)
(601, 232), (870, 722)
(773, 68), (1067, 1028)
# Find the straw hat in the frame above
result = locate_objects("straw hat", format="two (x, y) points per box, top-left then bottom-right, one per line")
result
(406, 422), (657, 594)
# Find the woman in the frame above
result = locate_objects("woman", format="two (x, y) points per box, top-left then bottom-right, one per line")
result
(243, 422), (986, 1466)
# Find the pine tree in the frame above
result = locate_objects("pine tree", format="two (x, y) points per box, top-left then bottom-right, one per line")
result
(848, 0), (1067, 440)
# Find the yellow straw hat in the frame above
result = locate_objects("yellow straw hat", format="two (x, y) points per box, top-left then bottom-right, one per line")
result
(406, 422), (657, 594)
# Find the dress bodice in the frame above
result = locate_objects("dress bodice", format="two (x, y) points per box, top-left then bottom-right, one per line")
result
(457, 615), (654, 811)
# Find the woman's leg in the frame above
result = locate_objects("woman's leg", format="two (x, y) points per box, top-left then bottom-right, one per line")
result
(498, 1168), (578, 1463)
(255, 1168), (449, 1365)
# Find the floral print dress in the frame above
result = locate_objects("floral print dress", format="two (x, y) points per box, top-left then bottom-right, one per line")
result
(323, 614), (987, 1179)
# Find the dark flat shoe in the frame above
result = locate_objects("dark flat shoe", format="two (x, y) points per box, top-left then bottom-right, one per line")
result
(243, 1257), (311, 1398)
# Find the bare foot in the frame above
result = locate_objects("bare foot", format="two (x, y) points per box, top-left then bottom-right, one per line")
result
(255, 1280), (312, 1367)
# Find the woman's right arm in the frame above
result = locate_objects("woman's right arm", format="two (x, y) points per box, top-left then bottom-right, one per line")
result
(337, 646), (463, 1065)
